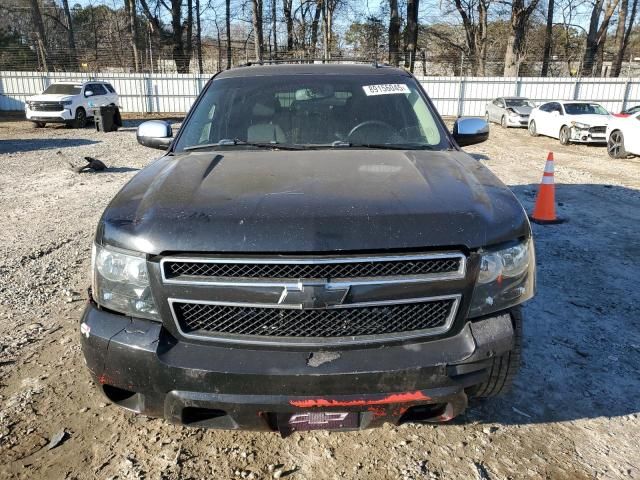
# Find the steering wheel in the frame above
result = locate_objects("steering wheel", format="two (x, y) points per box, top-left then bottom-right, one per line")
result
(348, 120), (397, 142)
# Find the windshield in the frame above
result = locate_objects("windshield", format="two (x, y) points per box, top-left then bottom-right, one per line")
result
(505, 99), (534, 108)
(42, 84), (82, 95)
(174, 74), (448, 151)
(564, 103), (609, 115)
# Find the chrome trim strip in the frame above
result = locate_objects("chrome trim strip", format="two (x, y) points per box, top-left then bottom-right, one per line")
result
(167, 294), (461, 347)
(160, 252), (467, 287)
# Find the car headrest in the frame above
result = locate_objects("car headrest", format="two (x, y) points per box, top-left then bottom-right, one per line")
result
(252, 99), (278, 117)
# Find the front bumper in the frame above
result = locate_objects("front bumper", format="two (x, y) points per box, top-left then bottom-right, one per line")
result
(570, 127), (607, 143)
(505, 115), (529, 127)
(80, 302), (516, 432)
(25, 107), (74, 123)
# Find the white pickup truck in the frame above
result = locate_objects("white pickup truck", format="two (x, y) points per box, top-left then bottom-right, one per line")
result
(25, 81), (119, 128)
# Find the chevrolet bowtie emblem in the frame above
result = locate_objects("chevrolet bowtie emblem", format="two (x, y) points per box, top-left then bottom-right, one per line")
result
(278, 283), (349, 309)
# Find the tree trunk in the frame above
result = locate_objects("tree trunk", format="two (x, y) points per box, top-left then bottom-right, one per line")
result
(611, 0), (637, 76)
(271, 0), (277, 57)
(283, 0), (294, 51)
(388, 0), (401, 66)
(226, 0), (232, 68)
(503, 0), (540, 76)
(29, 0), (48, 71)
(404, 0), (420, 71)
(541, 0), (554, 76)
(581, 0), (619, 76)
(61, 0), (78, 69)
(252, 0), (264, 62)
(171, 0), (188, 72)
(125, 0), (140, 72)
(475, 0), (488, 75)
(594, 29), (607, 75)
(195, 0), (203, 73)
(310, 0), (322, 57)
(186, 0), (194, 68)
(322, 0), (329, 59)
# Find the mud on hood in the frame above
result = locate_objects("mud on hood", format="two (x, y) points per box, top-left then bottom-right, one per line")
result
(98, 149), (530, 254)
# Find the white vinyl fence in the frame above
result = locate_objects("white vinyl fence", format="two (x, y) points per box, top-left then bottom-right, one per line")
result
(1, 70), (639, 116)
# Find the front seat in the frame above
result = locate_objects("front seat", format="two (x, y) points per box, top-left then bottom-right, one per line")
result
(247, 99), (287, 143)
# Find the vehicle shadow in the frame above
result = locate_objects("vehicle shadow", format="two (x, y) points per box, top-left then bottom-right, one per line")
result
(456, 183), (640, 425)
(0, 138), (100, 154)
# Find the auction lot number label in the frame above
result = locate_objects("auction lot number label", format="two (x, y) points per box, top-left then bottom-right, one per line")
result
(362, 84), (411, 96)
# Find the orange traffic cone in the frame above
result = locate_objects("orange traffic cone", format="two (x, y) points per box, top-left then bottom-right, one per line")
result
(529, 152), (565, 224)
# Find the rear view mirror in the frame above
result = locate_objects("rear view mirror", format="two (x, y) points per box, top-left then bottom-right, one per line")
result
(136, 120), (173, 150)
(452, 117), (489, 147)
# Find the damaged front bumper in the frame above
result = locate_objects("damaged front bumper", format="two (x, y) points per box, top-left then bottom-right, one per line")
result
(80, 302), (516, 433)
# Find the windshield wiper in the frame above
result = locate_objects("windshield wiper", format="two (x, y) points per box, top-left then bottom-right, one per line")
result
(328, 141), (436, 150)
(184, 139), (303, 151)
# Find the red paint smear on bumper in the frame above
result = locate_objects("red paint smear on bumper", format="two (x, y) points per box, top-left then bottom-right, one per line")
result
(289, 391), (431, 408)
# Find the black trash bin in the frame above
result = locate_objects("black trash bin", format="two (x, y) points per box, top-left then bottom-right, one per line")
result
(94, 105), (122, 132)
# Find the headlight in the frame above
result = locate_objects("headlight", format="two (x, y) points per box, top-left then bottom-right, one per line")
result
(506, 108), (518, 116)
(62, 100), (72, 106)
(469, 238), (535, 317)
(91, 243), (160, 321)
(571, 121), (590, 129)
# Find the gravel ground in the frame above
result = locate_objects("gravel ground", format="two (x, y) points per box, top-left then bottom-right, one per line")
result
(0, 117), (639, 480)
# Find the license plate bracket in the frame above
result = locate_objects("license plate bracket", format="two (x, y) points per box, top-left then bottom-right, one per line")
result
(276, 411), (359, 436)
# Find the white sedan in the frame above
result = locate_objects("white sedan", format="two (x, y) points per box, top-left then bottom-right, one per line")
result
(528, 101), (611, 145)
(607, 111), (640, 158)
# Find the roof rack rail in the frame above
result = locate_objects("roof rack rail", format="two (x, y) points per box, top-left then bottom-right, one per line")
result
(235, 58), (392, 68)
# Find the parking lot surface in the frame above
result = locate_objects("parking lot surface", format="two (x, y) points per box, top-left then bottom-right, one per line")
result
(0, 118), (639, 479)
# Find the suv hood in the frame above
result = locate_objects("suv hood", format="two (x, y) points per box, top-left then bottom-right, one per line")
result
(100, 150), (530, 254)
(28, 94), (74, 102)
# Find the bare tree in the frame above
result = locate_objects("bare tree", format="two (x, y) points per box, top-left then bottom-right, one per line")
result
(196, 0), (203, 73)
(29, 0), (48, 70)
(124, 0), (140, 72)
(252, 0), (264, 61)
(226, 0), (232, 68)
(611, 0), (638, 76)
(271, 0), (277, 56)
(283, 0), (294, 51)
(541, 0), (555, 76)
(404, 0), (420, 71)
(389, 0), (401, 66)
(503, 0), (542, 76)
(450, 0), (490, 75)
(581, 0), (619, 76)
(61, 0), (79, 69)
(140, 0), (194, 72)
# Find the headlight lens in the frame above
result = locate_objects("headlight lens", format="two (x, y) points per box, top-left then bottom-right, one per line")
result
(469, 239), (535, 317)
(571, 121), (590, 129)
(92, 243), (160, 321)
(62, 100), (73, 106)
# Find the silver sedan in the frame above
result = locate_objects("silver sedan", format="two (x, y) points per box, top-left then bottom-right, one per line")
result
(485, 97), (535, 128)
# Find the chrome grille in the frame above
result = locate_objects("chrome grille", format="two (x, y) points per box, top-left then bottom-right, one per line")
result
(172, 298), (457, 339)
(30, 102), (64, 112)
(589, 126), (606, 134)
(163, 254), (463, 281)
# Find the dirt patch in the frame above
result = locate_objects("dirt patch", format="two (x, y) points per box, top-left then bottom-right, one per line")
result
(1, 118), (639, 479)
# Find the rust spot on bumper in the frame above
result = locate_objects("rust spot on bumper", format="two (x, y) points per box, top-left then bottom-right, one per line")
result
(289, 391), (431, 408)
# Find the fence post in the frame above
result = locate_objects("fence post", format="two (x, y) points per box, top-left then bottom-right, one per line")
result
(572, 77), (581, 100)
(622, 78), (632, 111)
(145, 73), (153, 114)
(457, 76), (466, 117)
(515, 76), (522, 97)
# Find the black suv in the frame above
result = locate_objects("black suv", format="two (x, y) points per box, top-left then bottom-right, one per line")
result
(80, 64), (535, 434)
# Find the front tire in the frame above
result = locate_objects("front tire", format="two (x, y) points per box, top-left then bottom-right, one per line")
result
(501, 115), (507, 128)
(72, 107), (87, 128)
(468, 308), (522, 398)
(607, 130), (627, 159)
(559, 125), (571, 145)
(32, 121), (46, 128)
(485, 112), (490, 123)
(528, 120), (537, 137)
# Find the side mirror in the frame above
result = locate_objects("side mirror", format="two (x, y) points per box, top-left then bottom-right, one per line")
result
(136, 120), (173, 150)
(452, 117), (489, 147)
(84, 90), (94, 97)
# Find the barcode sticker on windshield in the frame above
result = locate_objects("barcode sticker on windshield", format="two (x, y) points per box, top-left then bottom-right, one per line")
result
(362, 84), (410, 96)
